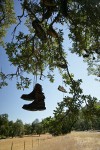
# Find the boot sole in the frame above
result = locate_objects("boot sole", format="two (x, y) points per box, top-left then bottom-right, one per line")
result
(22, 106), (46, 111)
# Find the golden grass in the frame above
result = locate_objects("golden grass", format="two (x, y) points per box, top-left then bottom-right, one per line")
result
(0, 131), (100, 150)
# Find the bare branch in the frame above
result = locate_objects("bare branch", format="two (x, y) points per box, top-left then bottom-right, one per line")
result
(12, 7), (25, 41)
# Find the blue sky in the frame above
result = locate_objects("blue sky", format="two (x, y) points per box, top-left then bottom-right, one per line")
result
(0, 0), (100, 124)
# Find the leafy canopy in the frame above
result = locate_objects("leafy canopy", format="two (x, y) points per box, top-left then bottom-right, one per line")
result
(0, 0), (100, 88)
(0, 0), (16, 46)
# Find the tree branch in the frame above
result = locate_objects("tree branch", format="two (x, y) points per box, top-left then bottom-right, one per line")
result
(12, 8), (25, 41)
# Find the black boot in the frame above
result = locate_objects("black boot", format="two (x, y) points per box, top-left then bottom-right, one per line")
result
(21, 90), (35, 101)
(32, 20), (47, 42)
(35, 92), (45, 101)
(22, 100), (46, 111)
(21, 83), (43, 101)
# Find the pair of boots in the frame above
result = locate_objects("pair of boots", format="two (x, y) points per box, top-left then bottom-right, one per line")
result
(21, 83), (46, 111)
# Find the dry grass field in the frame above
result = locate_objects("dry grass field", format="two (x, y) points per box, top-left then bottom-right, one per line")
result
(0, 131), (100, 150)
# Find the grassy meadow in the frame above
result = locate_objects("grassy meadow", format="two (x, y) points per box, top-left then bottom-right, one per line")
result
(0, 131), (100, 150)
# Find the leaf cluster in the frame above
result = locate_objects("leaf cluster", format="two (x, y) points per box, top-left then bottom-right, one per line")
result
(0, 0), (16, 46)
(1, 0), (100, 88)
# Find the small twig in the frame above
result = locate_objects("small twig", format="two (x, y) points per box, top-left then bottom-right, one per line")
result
(12, 8), (25, 41)
(23, 0), (37, 20)
(0, 7), (5, 23)
(0, 14), (5, 24)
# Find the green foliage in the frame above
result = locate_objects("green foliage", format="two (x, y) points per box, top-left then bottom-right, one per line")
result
(74, 101), (100, 131)
(0, 114), (9, 137)
(0, 112), (100, 138)
(1, 0), (100, 88)
(0, 0), (16, 46)
(0, 114), (25, 138)
(68, 0), (100, 77)
(8, 121), (15, 138)
(24, 123), (32, 135)
(13, 119), (24, 137)
(40, 80), (100, 136)
(41, 99), (100, 136)
(35, 123), (43, 136)
(31, 119), (42, 135)
(0, 72), (8, 88)
(41, 117), (53, 134)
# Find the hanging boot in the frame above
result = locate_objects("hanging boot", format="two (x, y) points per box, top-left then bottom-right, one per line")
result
(21, 83), (43, 101)
(34, 84), (46, 101)
(32, 20), (47, 41)
(22, 100), (46, 111)
(35, 92), (45, 101)
(21, 90), (35, 101)
(58, 85), (67, 93)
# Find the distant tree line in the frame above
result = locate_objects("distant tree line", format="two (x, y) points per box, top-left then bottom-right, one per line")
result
(0, 101), (100, 139)
(0, 114), (42, 139)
